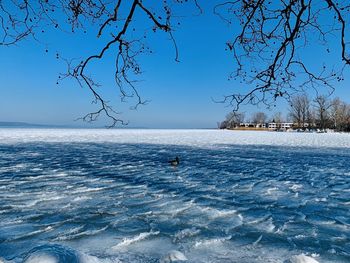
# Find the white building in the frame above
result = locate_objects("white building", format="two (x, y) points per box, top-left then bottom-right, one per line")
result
(268, 122), (294, 130)
(280, 123), (293, 129)
(239, 123), (267, 128)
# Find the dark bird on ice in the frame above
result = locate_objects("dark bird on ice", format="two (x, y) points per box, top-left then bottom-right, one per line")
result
(168, 156), (180, 166)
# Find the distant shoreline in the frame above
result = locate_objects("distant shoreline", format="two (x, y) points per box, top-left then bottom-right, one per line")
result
(0, 125), (217, 130)
(227, 127), (270, 131)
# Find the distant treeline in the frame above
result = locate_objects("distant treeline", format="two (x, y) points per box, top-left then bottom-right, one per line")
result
(219, 95), (350, 132)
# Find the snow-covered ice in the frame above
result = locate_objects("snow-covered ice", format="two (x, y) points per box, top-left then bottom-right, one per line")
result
(0, 129), (349, 262)
(1, 128), (350, 148)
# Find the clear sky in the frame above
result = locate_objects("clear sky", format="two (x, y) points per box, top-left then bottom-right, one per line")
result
(1, 1), (350, 128)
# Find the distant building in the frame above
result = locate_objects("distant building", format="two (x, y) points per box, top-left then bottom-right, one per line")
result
(239, 122), (266, 128)
(240, 123), (254, 128)
(268, 122), (294, 130)
(256, 123), (266, 128)
(280, 123), (293, 129)
(226, 120), (321, 132)
(268, 122), (277, 130)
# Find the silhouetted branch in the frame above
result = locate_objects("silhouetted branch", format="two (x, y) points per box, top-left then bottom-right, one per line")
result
(215, 0), (350, 110)
(0, 0), (186, 126)
(1, 1), (350, 125)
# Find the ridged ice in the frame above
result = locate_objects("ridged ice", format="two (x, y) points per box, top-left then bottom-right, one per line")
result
(0, 129), (349, 262)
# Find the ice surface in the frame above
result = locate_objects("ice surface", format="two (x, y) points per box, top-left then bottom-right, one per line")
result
(1, 128), (350, 148)
(111, 231), (160, 251)
(0, 129), (349, 262)
(289, 254), (320, 263)
(160, 250), (187, 263)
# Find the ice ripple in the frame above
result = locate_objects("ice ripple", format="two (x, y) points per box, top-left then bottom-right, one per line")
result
(0, 130), (349, 262)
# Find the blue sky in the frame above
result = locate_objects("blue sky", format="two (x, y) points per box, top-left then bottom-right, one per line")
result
(1, 1), (350, 128)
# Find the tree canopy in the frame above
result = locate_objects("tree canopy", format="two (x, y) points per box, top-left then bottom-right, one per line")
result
(1, 0), (349, 126)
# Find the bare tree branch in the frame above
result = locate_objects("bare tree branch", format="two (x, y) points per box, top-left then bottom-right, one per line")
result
(0, 0), (188, 126)
(1, 1), (350, 126)
(215, 0), (350, 111)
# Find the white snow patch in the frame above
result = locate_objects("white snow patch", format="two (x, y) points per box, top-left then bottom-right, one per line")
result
(289, 254), (319, 263)
(111, 231), (160, 251)
(0, 129), (350, 148)
(160, 250), (187, 263)
(24, 254), (58, 263)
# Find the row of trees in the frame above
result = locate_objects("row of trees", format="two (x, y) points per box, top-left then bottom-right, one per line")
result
(219, 111), (275, 129)
(289, 95), (350, 131)
(220, 95), (350, 132)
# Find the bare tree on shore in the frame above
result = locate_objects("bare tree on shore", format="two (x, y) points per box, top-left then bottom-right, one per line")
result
(289, 95), (311, 129)
(220, 95), (350, 132)
(313, 95), (332, 129)
(224, 112), (245, 128)
(252, 112), (267, 124)
(329, 98), (350, 131)
(271, 112), (284, 129)
(273, 112), (284, 123)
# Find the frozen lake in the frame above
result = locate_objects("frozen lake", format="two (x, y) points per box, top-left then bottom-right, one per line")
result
(2, 128), (350, 148)
(0, 129), (349, 262)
